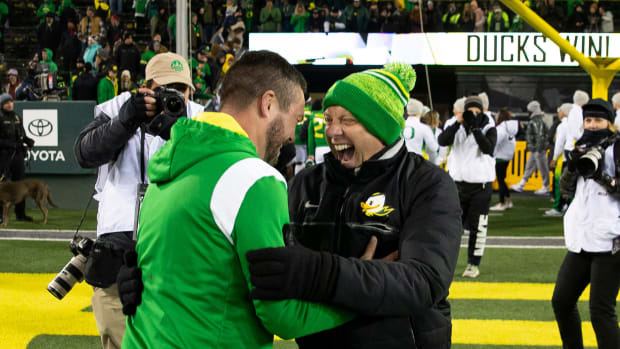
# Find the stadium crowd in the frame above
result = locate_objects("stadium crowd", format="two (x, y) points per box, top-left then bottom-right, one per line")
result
(0, 0), (619, 105)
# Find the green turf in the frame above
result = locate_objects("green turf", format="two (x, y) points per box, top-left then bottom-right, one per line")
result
(0, 208), (97, 231)
(453, 247), (566, 283)
(26, 335), (101, 349)
(488, 194), (564, 237)
(0, 240), (74, 273)
(451, 299), (620, 322)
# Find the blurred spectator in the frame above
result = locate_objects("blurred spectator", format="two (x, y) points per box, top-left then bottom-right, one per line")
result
(201, 0), (218, 42)
(324, 7), (345, 32)
(471, 0), (484, 32)
(190, 12), (205, 50)
(37, 0), (56, 24)
(38, 13), (62, 58)
(369, 4), (383, 32)
(565, 2), (586, 32)
(343, 0), (369, 32)
(425, 0), (443, 32)
(223, 0), (239, 28)
(228, 20), (246, 48)
(57, 0), (79, 29)
(39, 48), (58, 73)
(599, 3), (613, 32)
(83, 35), (102, 66)
(290, 2), (309, 32)
(95, 0), (111, 20)
(585, 1), (600, 33)
(115, 32), (140, 77)
(119, 70), (137, 94)
(442, 2), (460, 32)
(97, 64), (117, 104)
(260, 0), (282, 32)
(3, 69), (21, 100)
(79, 7), (106, 46)
(193, 76), (211, 104)
(168, 8), (177, 44)
(94, 47), (112, 79)
(110, 0), (123, 15)
(152, 33), (169, 52)
(57, 20), (82, 72)
(459, 2), (475, 32)
(538, 0), (565, 32)
(281, 0), (294, 31)
(0, 0), (7, 52)
(380, 2), (400, 32)
(72, 62), (98, 100)
(407, 3), (428, 32)
(15, 59), (40, 101)
(135, 0), (148, 29)
(487, 6), (509, 32)
(68, 57), (85, 98)
(107, 14), (123, 47)
(140, 39), (162, 72)
(150, 6), (170, 46)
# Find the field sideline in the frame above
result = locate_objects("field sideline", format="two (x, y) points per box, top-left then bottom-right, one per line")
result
(1, 196), (617, 348)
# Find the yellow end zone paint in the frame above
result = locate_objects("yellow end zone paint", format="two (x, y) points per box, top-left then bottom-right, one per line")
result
(450, 282), (620, 301)
(1, 274), (614, 348)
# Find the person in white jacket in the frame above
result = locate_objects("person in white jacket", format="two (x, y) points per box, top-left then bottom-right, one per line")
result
(553, 98), (620, 349)
(564, 90), (589, 153)
(403, 98), (438, 163)
(490, 108), (518, 211)
(611, 92), (620, 128)
(422, 110), (447, 166)
(545, 103), (573, 217)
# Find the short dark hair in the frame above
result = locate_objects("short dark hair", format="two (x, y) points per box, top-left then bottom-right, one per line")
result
(496, 107), (512, 126)
(220, 50), (307, 112)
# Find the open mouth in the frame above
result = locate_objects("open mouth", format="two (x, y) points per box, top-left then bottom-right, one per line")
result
(333, 144), (355, 162)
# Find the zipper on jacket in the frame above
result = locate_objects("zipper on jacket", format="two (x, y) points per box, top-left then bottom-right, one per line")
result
(335, 185), (352, 254)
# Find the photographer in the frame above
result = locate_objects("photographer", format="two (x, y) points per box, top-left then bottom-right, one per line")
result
(553, 98), (620, 349)
(439, 95), (497, 278)
(73, 52), (204, 349)
(0, 94), (35, 223)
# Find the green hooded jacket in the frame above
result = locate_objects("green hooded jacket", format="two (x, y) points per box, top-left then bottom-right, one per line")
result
(37, 0), (56, 22)
(123, 113), (353, 348)
(41, 48), (58, 73)
(57, 0), (74, 15)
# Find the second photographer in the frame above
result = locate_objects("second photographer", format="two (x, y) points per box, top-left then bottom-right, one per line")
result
(553, 98), (620, 349)
(73, 52), (204, 349)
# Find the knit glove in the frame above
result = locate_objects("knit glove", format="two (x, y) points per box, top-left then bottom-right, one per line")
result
(246, 246), (340, 302)
(118, 93), (151, 131)
(117, 250), (143, 316)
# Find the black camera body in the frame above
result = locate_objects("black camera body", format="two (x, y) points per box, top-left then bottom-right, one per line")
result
(152, 86), (186, 118)
(47, 235), (94, 300)
(575, 132), (620, 178)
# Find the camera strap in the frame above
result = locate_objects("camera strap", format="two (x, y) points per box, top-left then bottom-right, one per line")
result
(133, 126), (148, 240)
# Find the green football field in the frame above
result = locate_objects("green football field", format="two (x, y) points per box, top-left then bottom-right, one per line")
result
(1, 196), (616, 348)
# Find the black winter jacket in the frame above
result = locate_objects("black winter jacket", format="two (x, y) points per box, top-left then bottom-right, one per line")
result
(0, 110), (33, 152)
(288, 139), (462, 349)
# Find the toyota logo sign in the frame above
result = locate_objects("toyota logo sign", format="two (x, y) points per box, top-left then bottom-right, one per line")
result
(28, 119), (54, 137)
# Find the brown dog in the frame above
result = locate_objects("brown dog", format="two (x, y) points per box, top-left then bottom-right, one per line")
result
(0, 179), (58, 227)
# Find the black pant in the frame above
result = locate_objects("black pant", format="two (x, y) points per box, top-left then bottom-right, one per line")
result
(0, 149), (27, 218)
(495, 161), (510, 204)
(456, 181), (492, 266)
(552, 250), (620, 349)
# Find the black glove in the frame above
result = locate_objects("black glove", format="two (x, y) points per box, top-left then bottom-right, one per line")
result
(565, 149), (582, 172)
(118, 93), (150, 131)
(117, 250), (143, 316)
(462, 110), (477, 131)
(145, 113), (181, 140)
(24, 137), (34, 148)
(246, 246), (340, 302)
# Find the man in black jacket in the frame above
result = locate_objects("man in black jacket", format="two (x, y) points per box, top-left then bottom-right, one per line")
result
(0, 93), (35, 223)
(247, 63), (462, 348)
(114, 32), (141, 78)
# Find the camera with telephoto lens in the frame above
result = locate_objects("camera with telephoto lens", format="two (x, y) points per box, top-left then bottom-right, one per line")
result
(575, 132), (620, 178)
(47, 235), (94, 300)
(152, 86), (186, 118)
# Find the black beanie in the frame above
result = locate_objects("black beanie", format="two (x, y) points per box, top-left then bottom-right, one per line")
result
(582, 98), (615, 123)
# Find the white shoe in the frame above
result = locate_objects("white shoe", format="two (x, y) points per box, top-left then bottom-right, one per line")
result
(505, 201), (514, 209)
(462, 264), (480, 278)
(544, 208), (563, 217)
(489, 203), (506, 211)
(534, 188), (550, 195)
(510, 183), (524, 192)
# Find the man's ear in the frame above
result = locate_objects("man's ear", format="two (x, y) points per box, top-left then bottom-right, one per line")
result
(259, 90), (276, 119)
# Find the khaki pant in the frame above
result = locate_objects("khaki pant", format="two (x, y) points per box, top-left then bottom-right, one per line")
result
(92, 284), (125, 349)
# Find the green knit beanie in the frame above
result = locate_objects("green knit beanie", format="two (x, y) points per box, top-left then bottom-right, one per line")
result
(323, 63), (416, 145)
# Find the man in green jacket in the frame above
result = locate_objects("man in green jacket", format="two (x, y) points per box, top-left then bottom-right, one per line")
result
(97, 65), (117, 104)
(260, 0), (281, 32)
(40, 48), (58, 73)
(121, 50), (353, 348)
